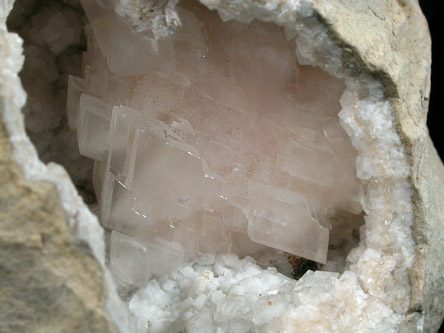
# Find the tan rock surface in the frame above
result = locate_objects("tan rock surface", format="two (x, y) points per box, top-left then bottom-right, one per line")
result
(310, 1), (443, 331)
(0, 2), (118, 332)
(0, 123), (117, 331)
(1, 0), (442, 332)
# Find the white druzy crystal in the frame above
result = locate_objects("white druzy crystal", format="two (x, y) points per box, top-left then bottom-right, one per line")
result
(125, 253), (308, 332)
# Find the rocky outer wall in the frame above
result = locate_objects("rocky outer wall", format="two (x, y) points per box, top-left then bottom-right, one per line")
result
(311, 0), (442, 331)
(0, 123), (117, 332)
(0, 1), (117, 332)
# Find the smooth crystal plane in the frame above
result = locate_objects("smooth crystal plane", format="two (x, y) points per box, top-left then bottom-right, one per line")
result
(68, 0), (364, 285)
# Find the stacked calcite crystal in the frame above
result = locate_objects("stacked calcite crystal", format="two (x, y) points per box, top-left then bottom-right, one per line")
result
(68, 0), (363, 286)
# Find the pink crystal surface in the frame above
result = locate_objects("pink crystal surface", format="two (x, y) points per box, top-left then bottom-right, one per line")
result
(69, 0), (363, 281)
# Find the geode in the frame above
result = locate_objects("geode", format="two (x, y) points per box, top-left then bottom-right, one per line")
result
(1, 0), (443, 332)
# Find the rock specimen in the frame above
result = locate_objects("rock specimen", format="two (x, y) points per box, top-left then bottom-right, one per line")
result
(1, 0), (444, 332)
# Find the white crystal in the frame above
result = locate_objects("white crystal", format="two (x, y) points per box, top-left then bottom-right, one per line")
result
(110, 231), (184, 287)
(66, 75), (86, 130)
(80, 0), (173, 76)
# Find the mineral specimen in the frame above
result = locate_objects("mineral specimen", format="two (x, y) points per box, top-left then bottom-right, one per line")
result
(2, 0), (443, 332)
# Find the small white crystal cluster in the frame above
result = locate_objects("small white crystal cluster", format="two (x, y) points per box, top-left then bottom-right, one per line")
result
(199, 0), (344, 76)
(127, 254), (298, 332)
(339, 77), (414, 313)
(112, 0), (182, 39)
(125, 251), (405, 332)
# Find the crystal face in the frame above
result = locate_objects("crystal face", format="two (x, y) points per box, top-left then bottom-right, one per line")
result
(69, 0), (363, 282)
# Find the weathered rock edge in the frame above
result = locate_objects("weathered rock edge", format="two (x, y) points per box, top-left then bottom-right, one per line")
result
(1, 0), (442, 332)
(0, 1), (122, 331)
(308, 1), (442, 331)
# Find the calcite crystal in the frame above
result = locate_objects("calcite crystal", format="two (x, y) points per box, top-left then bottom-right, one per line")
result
(69, 0), (363, 279)
(2, 0), (444, 332)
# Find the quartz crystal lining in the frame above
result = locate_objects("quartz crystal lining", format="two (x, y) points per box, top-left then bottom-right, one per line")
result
(70, 0), (363, 282)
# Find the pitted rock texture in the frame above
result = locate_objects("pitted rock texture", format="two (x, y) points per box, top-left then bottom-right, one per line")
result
(0, 122), (117, 332)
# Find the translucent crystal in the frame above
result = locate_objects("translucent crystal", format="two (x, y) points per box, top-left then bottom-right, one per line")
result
(70, 0), (363, 284)
(66, 75), (86, 130)
(77, 93), (111, 161)
(110, 231), (184, 286)
(80, 0), (173, 76)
